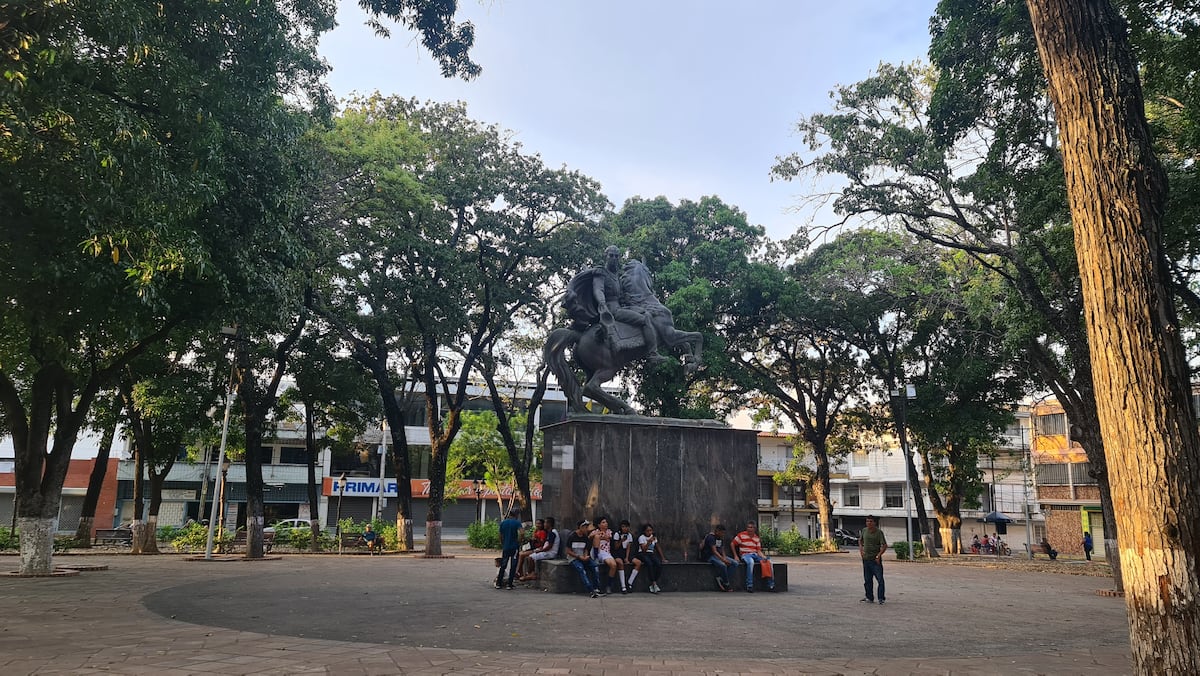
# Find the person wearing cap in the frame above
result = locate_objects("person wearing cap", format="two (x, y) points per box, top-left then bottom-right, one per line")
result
(566, 519), (602, 597)
(495, 508), (523, 590)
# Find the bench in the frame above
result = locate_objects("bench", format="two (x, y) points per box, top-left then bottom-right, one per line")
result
(1024, 542), (1056, 559)
(228, 531), (274, 553)
(533, 558), (788, 594)
(340, 532), (380, 554)
(93, 529), (132, 546)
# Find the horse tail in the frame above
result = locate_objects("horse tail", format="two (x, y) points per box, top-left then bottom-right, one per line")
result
(544, 327), (584, 412)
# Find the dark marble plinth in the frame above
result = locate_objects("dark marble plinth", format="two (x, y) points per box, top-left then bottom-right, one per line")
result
(542, 415), (758, 561)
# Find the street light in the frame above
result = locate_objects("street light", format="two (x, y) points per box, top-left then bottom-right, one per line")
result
(203, 343), (238, 560)
(335, 473), (347, 554)
(472, 479), (483, 523)
(890, 384), (917, 560)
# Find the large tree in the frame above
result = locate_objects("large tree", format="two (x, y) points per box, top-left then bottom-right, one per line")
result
(1026, 0), (1200, 669)
(723, 252), (864, 548)
(773, 56), (1125, 581)
(312, 96), (605, 555)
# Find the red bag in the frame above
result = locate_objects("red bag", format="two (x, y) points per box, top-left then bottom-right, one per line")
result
(760, 558), (774, 579)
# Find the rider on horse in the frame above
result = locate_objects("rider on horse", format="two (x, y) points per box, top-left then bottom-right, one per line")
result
(562, 245), (665, 363)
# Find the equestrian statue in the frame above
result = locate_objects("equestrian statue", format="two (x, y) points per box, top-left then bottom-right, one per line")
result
(544, 245), (703, 415)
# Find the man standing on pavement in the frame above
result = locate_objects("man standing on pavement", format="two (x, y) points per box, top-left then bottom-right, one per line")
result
(859, 515), (888, 604)
(1082, 531), (1094, 561)
(495, 508), (523, 590)
(732, 521), (775, 592)
(701, 524), (739, 591)
(566, 520), (603, 597)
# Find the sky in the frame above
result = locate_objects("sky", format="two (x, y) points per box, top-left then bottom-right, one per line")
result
(318, 0), (942, 241)
(3, 2), (943, 460)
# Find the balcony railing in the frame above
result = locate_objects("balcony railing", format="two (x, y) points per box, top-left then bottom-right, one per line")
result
(1035, 462), (1097, 486)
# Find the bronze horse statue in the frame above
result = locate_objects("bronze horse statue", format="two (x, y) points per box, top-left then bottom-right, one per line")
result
(544, 259), (702, 415)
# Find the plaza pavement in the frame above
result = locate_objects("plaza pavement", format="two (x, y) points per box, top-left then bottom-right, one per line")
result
(0, 547), (1132, 675)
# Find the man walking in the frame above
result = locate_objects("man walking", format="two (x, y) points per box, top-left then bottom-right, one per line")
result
(495, 508), (523, 590)
(732, 521), (775, 592)
(1082, 531), (1094, 561)
(859, 515), (888, 605)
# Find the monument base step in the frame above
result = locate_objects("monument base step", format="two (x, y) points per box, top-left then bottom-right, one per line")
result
(532, 558), (787, 593)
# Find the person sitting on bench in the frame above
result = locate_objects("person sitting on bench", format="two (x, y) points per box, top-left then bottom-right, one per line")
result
(360, 524), (380, 554)
(1040, 537), (1058, 560)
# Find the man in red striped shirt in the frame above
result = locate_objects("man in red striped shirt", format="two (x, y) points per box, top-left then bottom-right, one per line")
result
(731, 521), (776, 592)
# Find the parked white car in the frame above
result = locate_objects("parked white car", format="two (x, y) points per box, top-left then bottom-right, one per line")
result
(265, 518), (317, 534)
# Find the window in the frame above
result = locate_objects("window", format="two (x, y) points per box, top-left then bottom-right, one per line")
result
(843, 483), (860, 507)
(254, 446), (274, 466)
(1035, 463), (1070, 485)
(401, 395), (430, 427)
(884, 483), (904, 508)
(757, 477), (774, 501)
(1034, 412), (1067, 436)
(279, 446), (308, 465)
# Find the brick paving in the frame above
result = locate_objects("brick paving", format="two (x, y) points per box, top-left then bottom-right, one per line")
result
(0, 548), (1132, 675)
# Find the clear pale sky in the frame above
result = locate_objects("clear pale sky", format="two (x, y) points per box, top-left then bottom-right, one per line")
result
(15, 2), (942, 459)
(318, 1), (941, 241)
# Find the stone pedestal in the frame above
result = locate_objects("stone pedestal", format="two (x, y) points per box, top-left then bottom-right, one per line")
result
(542, 415), (758, 561)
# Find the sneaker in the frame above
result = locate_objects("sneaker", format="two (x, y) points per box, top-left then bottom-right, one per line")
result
(590, 590), (599, 598)
(878, 599), (886, 605)
(860, 598), (874, 603)
(506, 584), (515, 590)
(651, 583), (660, 593)
(745, 586), (755, 593)
(621, 587), (630, 594)
(716, 577), (729, 592)
(493, 581), (502, 589)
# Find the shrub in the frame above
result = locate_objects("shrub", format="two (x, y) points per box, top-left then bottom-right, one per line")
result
(891, 540), (924, 559)
(280, 525), (322, 550)
(760, 526), (781, 553)
(0, 527), (18, 550)
(170, 521), (232, 552)
(467, 519), (501, 549)
(157, 525), (183, 542)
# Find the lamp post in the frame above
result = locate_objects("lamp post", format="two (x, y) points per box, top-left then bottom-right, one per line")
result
(204, 325), (239, 561)
(1021, 415), (1034, 559)
(203, 377), (236, 560)
(217, 457), (231, 542)
(335, 473), (347, 554)
(790, 480), (796, 527)
(472, 479), (483, 523)
(890, 384), (917, 560)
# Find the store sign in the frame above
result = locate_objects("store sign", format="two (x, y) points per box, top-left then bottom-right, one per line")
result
(162, 489), (197, 500)
(324, 478), (541, 500)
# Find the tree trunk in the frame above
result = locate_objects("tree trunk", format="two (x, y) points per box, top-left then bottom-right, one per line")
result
(73, 395), (122, 545)
(1027, 0), (1200, 670)
(141, 458), (173, 554)
(130, 443), (146, 554)
(811, 462), (834, 550)
(378, 372), (414, 551)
